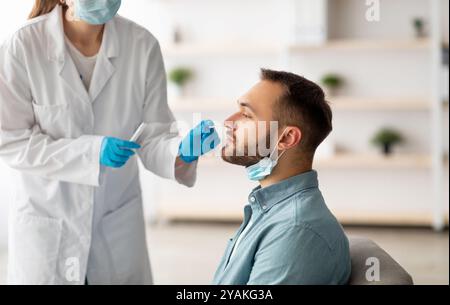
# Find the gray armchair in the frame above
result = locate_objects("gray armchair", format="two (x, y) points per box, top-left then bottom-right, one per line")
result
(348, 237), (414, 285)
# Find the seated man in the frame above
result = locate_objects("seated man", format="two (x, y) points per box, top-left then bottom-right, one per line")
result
(213, 69), (351, 285)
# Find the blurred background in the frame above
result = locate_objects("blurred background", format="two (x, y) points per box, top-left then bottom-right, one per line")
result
(0, 0), (448, 284)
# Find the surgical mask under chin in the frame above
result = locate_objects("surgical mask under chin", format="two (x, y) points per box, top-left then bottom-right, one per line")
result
(74, 0), (122, 25)
(246, 137), (287, 182)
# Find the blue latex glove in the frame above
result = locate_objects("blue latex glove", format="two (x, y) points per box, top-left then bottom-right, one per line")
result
(179, 120), (221, 163)
(100, 137), (141, 168)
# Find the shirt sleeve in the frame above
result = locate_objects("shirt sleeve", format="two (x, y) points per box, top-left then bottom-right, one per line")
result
(0, 41), (104, 187)
(137, 39), (196, 187)
(247, 224), (337, 285)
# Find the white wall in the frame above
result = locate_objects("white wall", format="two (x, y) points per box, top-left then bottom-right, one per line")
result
(0, 0), (448, 249)
(145, 0), (449, 224)
(328, 0), (431, 40)
(0, 0), (34, 41)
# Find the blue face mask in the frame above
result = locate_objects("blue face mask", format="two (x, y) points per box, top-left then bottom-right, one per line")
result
(246, 131), (288, 182)
(75, 0), (122, 25)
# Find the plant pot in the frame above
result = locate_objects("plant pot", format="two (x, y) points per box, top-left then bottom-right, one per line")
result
(414, 27), (426, 39)
(382, 143), (392, 156)
(413, 19), (426, 38)
(168, 84), (185, 100)
(324, 86), (338, 98)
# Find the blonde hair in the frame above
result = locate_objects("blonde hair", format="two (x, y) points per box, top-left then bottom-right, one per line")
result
(28, 0), (63, 19)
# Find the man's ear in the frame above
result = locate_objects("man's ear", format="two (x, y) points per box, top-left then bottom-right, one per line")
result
(278, 127), (302, 150)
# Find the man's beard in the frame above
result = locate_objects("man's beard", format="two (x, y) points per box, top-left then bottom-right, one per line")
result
(221, 147), (262, 167)
(221, 134), (271, 167)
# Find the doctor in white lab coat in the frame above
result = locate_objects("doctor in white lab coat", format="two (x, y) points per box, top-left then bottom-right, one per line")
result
(0, 1), (218, 284)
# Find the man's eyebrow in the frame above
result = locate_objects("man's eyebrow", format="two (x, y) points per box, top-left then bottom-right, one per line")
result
(237, 100), (257, 114)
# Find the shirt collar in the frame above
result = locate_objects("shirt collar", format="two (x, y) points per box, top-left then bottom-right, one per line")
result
(247, 170), (319, 213)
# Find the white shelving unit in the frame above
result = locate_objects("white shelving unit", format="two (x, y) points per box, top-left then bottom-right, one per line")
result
(169, 96), (438, 112)
(290, 38), (431, 51)
(330, 97), (433, 111)
(430, 0), (447, 230)
(162, 39), (430, 56)
(196, 152), (434, 170)
(153, 0), (448, 229)
(163, 43), (281, 57)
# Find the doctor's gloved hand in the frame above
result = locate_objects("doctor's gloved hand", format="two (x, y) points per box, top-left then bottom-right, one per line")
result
(100, 137), (141, 168)
(179, 120), (221, 164)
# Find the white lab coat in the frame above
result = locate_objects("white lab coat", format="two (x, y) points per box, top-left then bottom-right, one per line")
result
(0, 6), (196, 285)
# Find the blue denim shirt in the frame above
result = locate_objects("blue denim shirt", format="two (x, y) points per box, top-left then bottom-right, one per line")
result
(213, 170), (351, 285)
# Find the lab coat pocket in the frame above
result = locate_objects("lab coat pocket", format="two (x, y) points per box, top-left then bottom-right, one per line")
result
(11, 214), (62, 285)
(32, 103), (76, 139)
(101, 198), (150, 283)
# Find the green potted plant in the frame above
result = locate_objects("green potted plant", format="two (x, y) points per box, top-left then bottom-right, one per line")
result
(321, 74), (344, 97)
(168, 67), (193, 98)
(412, 17), (426, 38)
(371, 128), (404, 155)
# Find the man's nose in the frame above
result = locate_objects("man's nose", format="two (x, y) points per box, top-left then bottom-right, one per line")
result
(224, 113), (239, 129)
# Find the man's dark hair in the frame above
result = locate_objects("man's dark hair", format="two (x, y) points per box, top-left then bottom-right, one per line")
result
(261, 68), (333, 159)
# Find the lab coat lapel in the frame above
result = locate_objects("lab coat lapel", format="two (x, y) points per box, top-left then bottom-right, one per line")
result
(46, 5), (90, 104)
(89, 18), (119, 103)
(59, 57), (91, 103)
(89, 53), (115, 103)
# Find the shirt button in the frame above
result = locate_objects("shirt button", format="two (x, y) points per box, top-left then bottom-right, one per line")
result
(262, 205), (267, 210)
(250, 197), (256, 203)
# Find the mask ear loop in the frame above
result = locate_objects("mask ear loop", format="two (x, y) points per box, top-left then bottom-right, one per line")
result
(268, 128), (288, 161)
(274, 150), (287, 163)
